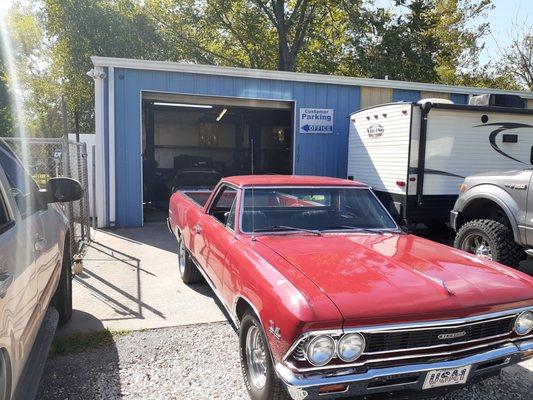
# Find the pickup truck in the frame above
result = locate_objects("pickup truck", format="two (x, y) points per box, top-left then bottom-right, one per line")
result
(168, 175), (533, 400)
(451, 169), (533, 268)
(0, 139), (82, 400)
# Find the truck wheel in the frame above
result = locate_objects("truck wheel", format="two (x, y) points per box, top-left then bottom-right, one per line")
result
(454, 219), (524, 267)
(53, 240), (72, 326)
(239, 313), (289, 400)
(178, 239), (203, 284)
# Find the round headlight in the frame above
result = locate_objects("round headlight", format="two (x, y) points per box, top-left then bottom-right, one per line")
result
(514, 311), (533, 336)
(338, 333), (365, 362)
(305, 335), (335, 366)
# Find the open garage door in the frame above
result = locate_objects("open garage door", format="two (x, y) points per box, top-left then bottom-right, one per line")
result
(141, 92), (294, 222)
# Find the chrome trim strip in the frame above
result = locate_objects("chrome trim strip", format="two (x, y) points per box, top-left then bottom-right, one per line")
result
(343, 309), (528, 333)
(276, 343), (525, 389)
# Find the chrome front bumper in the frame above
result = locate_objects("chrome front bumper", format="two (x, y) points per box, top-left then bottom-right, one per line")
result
(276, 340), (533, 400)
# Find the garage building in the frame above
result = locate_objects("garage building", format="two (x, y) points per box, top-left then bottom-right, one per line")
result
(89, 56), (533, 228)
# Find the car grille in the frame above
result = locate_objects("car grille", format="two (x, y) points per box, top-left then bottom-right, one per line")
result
(365, 315), (515, 353)
(287, 314), (519, 368)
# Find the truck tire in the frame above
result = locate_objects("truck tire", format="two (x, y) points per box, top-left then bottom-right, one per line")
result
(53, 239), (72, 326)
(454, 219), (524, 267)
(178, 238), (203, 284)
(239, 312), (289, 400)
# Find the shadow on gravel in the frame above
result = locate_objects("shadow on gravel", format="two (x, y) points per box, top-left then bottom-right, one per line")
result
(36, 311), (122, 400)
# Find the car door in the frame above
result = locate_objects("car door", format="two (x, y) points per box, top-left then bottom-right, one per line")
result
(196, 185), (237, 290)
(0, 158), (40, 386)
(0, 145), (61, 308)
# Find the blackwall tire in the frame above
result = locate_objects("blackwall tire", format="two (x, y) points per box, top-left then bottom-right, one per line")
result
(454, 219), (524, 267)
(53, 240), (73, 326)
(239, 313), (289, 400)
(178, 238), (203, 284)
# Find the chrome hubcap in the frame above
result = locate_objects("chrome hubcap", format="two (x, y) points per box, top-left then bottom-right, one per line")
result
(178, 241), (186, 276)
(464, 234), (493, 260)
(245, 325), (268, 390)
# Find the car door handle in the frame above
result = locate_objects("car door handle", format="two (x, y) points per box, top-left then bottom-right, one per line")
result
(0, 273), (13, 299)
(34, 237), (47, 252)
(193, 225), (202, 234)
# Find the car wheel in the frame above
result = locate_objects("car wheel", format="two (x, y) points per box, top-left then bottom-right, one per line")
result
(178, 238), (203, 284)
(239, 312), (289, 400)
(53, 239), (73, 326)
(454, 219), (524, 267)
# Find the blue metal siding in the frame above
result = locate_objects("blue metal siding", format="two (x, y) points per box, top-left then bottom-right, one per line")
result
(451, 93), (469, 104)
(392, 89), (421, 102)
(111, 69), (359, 227)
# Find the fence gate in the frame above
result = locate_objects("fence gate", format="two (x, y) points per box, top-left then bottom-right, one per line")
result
(1, 137), (91, 254)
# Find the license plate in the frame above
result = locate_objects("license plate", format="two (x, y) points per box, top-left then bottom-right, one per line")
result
(422, 365), (471, 389)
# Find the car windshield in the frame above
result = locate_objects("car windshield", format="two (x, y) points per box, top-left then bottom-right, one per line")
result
(240, 187), (398, 233)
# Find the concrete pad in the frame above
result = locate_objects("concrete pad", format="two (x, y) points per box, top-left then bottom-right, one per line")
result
(57, 222), (226, 336)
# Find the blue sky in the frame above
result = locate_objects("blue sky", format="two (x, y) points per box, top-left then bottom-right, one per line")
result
(376, 0), (532, 66)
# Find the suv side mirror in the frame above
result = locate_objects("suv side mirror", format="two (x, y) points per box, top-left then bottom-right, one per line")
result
(45, 177), (83, 203)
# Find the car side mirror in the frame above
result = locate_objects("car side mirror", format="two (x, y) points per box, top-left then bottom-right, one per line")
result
(45, 177), (83, 203)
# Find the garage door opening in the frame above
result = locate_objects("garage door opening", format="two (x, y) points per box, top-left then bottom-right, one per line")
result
(141, 93), (294, 222)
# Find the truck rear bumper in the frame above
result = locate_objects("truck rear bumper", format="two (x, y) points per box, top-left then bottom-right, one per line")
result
(276, 340), (533, 400)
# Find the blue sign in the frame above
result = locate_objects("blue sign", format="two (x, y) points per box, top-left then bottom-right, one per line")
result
(299, 108), (334, 134)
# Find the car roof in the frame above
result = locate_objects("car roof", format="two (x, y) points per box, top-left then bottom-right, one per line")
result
(222, 175), (367, 188)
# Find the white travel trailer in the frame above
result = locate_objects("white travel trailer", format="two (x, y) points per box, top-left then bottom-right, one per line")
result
(347, 95), (533, 226)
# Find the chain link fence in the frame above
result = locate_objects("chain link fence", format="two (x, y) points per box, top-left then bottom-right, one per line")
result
(1, 136), (91, 255)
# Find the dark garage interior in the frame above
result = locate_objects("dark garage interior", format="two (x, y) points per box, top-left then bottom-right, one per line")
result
(141, 94), (293, 221)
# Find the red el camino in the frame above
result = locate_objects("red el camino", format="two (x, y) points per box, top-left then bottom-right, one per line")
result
(168, 175), (533, 400)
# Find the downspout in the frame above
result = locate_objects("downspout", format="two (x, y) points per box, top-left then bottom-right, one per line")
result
(87, 67), (107, 227)
(416, 101), (432, 205)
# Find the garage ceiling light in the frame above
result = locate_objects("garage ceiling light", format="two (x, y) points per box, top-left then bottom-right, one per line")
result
(153, 102), (213, 109)
(216, 108), (227, 122)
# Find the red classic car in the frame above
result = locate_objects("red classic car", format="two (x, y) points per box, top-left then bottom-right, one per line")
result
(168, 175), (533, 400)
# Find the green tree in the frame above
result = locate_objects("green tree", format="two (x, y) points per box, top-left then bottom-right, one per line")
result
(43, 0), (168, 133)
(347, 0), (493, 82)
(495, 22), (533, 91)
(0, 58), (14, 137)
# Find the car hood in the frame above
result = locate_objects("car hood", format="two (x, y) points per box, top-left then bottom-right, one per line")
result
(256, 233), (533, 325)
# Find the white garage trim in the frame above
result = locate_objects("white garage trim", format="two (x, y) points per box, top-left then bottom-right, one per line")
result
(108, 66), (116, 226)
(92, 56), (533, 99)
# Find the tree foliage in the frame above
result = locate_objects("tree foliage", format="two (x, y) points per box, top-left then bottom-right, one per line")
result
(496, 22), (533, 91)
(3, 0), (529, 136)
(0, 58), (14, 137)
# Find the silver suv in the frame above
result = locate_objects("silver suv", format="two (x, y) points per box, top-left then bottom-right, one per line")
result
(451, 169), (532, 267)
(0, 139), (81, 400)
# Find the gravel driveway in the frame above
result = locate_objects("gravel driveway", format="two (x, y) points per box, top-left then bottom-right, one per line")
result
(37, 321), (533, 400)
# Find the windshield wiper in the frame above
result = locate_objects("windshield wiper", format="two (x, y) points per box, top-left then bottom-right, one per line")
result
(319, 225), (395, 234)
(252, 225), (322, 236)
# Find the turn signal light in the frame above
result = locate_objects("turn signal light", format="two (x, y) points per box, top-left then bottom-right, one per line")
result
(318, 384), (349, 394)
(459, 183), (468, 193)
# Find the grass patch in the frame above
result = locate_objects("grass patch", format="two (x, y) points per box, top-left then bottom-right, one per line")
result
(50, 329), (130, 358)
